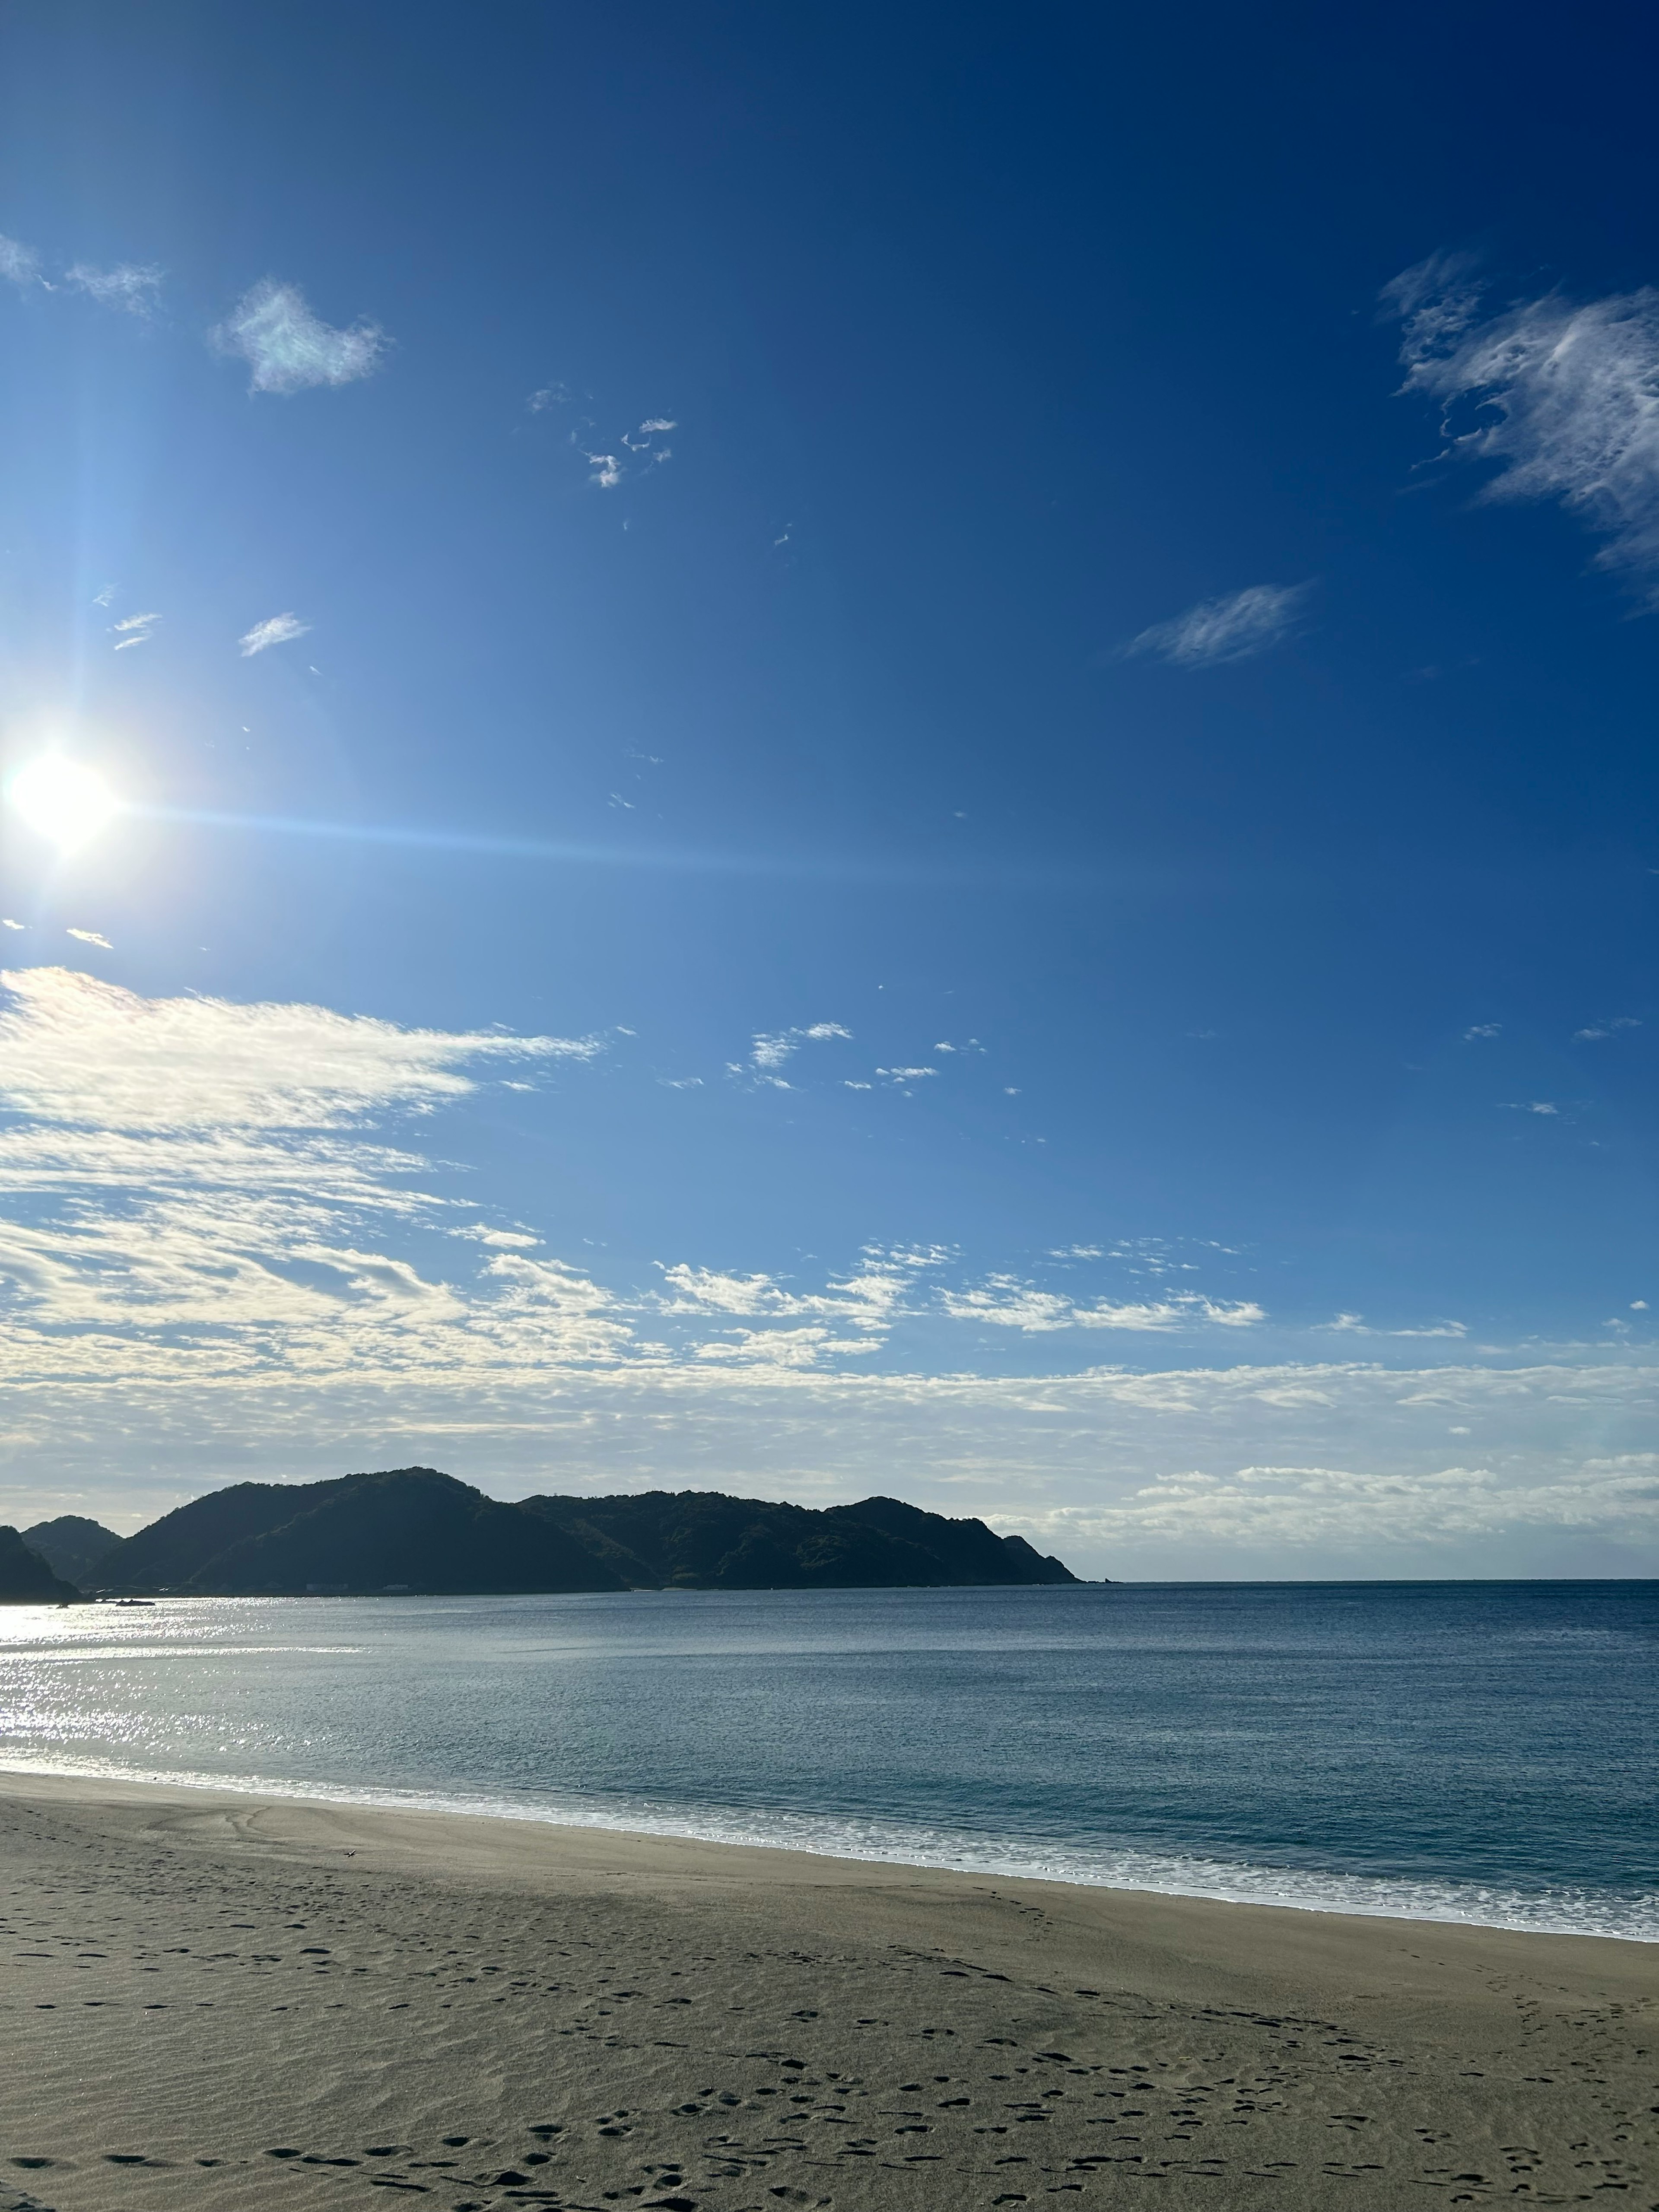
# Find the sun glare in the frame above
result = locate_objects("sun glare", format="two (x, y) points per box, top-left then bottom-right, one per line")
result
(5, 755), (120, 852)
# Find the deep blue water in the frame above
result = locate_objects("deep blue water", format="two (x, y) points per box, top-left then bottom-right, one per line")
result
(2, 1581), (1654, 1938)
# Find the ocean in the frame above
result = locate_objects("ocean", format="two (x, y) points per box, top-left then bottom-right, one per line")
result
(1, 1580), (1654, 1940)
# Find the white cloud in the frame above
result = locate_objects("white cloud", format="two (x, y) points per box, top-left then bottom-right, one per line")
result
(696, 1325), (881, 1370)
(1125, 582), (1311, 667)
(528, 382), (572, 411)
(2, 920), (24, 931)
(941, 1276), (1265, 1333)
(572, 414), (676, 486)
(1575, 1018), (1640, 1040)
(0, 233), (41, 286)
(1464, 1023), (1501, 1039)
(656, 1259), (911, 1339)
(1051, 1446), (1659, 1556)
(213, 278), (386, 397)
(0, 978), (1653, 1574)
(111, 611), (159, 650)
(3, 1339), (1653, 1576)
(943, 1279), (1075, 1332)
(239, 612), (311, 657)
(1502, 1100), (1559, 1116)
(746, 1022), (853, 1077)
(65, 929), (112, 950)
(0, 968), (597, 1132)
(659, 1265), (790, 1318)
(0, 973), (623, 1389)
(66, 261), (162, 315)
(1077, 1296), (1265, 1331)
(877, 1065), (939, 1084)
(1386, 254), (1659, 595)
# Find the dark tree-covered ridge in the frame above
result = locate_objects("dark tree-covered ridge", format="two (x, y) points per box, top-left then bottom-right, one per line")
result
(21, 1514), (124, 1587)
(0, 1526), (81, 1603)
(90, 1471), (1085, 1595)
(518, 1489), (1080, 1590)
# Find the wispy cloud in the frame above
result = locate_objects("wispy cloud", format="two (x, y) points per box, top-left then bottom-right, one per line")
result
(1503, 1100), (1559, 1116)
(66, 261), (162, 315)
(941, 1275), (1265, 1332)
(0, 233), (40, 286)
(65, 929), (112, 950)
(695, 1324), (882, 1369)
(239, 612), (311, 657)
(1464, 1022), (1501, 1040)
(743, 1022), (853, 1085)
(657, 1257), (915, 1344)
(213, 278), (387, 396)
(1574, 1017), (1640, 1040)
(1, 920), (24, 932)
(1385, 254), (1659, 596)
(0, 968), (598, 1132)
(528, 382), (573, 411)
(574, 416), (676, 489)
(111, 611), (160, 650)
(1125, 582), (1311, 667)
(0, 973), (620, 1378)
(0, 982), (1650, 1573)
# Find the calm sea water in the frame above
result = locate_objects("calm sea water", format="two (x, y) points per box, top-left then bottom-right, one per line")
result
(1, 1581), (1654, 1939)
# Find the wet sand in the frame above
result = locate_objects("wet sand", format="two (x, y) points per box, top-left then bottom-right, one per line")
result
(0, 1772), (1653, 2210)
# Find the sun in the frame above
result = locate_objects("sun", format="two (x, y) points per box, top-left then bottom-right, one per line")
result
(5, 756), (120, 852)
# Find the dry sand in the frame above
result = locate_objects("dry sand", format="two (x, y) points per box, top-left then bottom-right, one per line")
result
(0, 1773), (1653, 2211)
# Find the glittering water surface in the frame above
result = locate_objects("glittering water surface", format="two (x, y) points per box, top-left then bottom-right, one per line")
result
(2, 1581), (1655, 1938)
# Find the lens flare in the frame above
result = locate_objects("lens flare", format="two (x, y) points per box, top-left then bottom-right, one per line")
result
(6, 756), (119, 852)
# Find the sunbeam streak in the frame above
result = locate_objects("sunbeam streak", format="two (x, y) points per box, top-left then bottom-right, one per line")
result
(125, 802), (1131, 891)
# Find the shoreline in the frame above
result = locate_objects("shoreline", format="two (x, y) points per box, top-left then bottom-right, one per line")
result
(2, 1753), (1653, 1947)
(1, 1770), (1654, 2207)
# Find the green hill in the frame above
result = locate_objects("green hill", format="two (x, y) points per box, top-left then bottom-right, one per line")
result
(21, 1514), (124, 1587)
(94, 1470), (1085, 1595)
(0, 1526), (81, 1603)
(102, 1470), (628, 1597)
(518, 1488), (1080, 1589)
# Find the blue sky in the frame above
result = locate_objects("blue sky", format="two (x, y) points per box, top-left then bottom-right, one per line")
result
(0, 2), (1654, 1574)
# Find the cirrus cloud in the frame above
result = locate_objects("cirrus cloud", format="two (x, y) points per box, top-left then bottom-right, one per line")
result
(1125, 582), (1312, 667)
(66, 261), (162, 315)
(212, 278), (387, 396)
(239, 612), (311, 657)
(1385, 253), (1659, 596)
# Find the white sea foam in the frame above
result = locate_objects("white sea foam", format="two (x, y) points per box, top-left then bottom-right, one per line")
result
(4, 1750), (1654, 1943)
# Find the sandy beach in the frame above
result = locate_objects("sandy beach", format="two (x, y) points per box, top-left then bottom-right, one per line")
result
(0, 1773), (1653, 2211)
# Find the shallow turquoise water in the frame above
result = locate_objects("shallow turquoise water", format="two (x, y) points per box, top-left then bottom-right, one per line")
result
(1, 1581), (1654, 1938)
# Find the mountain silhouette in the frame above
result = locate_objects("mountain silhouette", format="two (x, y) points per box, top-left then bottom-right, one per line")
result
(88, 1470), (1084, 1595)
(22, 1514), (124, 1587)
(0, 1526), (81, 1603)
